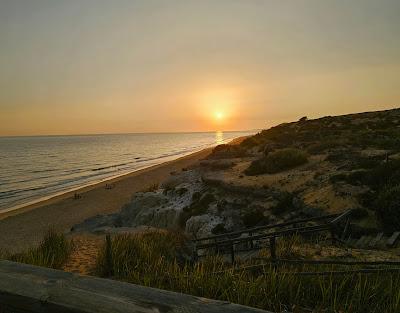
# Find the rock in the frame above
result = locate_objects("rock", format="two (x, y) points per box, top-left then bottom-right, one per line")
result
(119, 192), (169, 225)
(71, 170), (205, 234)
(71, 214), (118, 233)
(185, 214), (223, 238)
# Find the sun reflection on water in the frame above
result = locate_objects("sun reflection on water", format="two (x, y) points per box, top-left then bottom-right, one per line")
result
(215, 131), (224, 145)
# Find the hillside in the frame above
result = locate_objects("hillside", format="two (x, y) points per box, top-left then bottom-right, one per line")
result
(73, 108), (400, 239)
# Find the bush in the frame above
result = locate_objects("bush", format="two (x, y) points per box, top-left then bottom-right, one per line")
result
(307, 140), (344, 154)
(211, 223), (227, 234)
(299, 116), (308, 122)
(245, 149), (308, 175)
(271, 192), (295, 215)
(240, 135), (264, 148)
(207, 144), (247, 159)
(9, 230), (73, 269)
(329, 170), (368, 186)
(365, 160), (400, 190)
(375, 185), (400, 232)
(242, 210), (266, 227)
(351, 208), (369, 220)
(142, 183), (159, 192)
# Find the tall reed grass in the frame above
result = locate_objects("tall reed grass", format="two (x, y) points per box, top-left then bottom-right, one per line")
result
(95, 231), (400, 313)
(8, 230), (73, 269)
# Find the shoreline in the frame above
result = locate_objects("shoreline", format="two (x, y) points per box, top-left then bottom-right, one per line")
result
(0, 135), (244, 219)
(0, 148), (211, 221)
(0, 147), (209, 218)
(0, 136), (247, 252)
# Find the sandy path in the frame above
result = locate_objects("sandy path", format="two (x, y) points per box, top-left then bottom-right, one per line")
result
(63, 234), (103, 275)
(0, 148), (212, 253)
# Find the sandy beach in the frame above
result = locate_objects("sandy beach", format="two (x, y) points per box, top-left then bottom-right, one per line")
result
(0, 147), (213, 253)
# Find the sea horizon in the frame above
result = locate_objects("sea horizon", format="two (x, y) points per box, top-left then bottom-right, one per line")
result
(0, 129), (259, 139)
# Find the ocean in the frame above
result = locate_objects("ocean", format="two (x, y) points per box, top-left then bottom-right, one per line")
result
(0, 131), (254, 212)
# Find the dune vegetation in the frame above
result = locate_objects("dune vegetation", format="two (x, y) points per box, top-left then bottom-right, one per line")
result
(245, 148), (308, 176)
(94, 230), (400, 313)
(6, 230), (73, 269)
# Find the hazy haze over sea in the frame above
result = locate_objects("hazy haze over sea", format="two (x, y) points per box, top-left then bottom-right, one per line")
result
(0, 131), (254, 212)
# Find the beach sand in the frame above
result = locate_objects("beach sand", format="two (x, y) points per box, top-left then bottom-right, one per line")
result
(0, 147), (213, 253)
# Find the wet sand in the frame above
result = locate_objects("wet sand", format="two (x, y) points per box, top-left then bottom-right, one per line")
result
(0, 147), (212, 253)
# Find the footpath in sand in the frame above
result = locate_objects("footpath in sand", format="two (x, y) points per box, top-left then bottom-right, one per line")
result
(63, 234), (103, 275)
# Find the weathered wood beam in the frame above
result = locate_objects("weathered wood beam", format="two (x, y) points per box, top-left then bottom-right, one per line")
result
(0, 260), (271, 313)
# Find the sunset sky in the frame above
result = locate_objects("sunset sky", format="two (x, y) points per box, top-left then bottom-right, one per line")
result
(1, 0), (399, 136)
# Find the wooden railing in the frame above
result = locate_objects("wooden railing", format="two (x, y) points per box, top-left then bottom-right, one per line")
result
(193, 210), (354, 264)
(193, 212), (343, 243)
(213, 258), (400, 276)
(0, 260), (271, 313)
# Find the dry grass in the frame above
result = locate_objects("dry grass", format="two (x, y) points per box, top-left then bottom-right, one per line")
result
(94, 230), (400, 313)
(7, 230), (73, 269)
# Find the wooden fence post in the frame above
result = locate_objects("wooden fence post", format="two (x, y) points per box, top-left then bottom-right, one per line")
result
(270, 237), (276, 269)
(105, 234), (113, 277)
(341, 217), (350, 240)
(193, 243), (198, 262)
(230, 242), (235, 264)
(329, 226), (336, 245)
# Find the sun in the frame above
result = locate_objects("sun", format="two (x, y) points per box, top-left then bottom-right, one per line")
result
(214, 111), (224, 121)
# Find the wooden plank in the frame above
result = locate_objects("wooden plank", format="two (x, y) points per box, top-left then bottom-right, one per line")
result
(214, 261), (400, 275)
(256, 259), (400, 266)
(197, 224), (330, 250)
(347, 238), (358, 247)
(0, 260), (270, 313)
(360, 236), (373, 248)
(287, 268), (400, 276)
(355, 236), (367, 247)
(369, 233), (383, 248)
(387, 232), (400, 247)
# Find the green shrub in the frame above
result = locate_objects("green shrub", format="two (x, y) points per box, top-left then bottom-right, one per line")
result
(351, 208), (369, 220)
(307, 140), (344, 154)
(365, 160), (400, 190)
(9, 230), (73, 269)
(245, 149), (308, 175)
(271, 192), (295, 215)
(211, 223), (227, 234)
(375, 185), (400, 232)
(330, 170), (368, 186)
(207, 144), (247, 159)
(240, 134), (264, 148)
(142, 183), (159, 192)
(242, 210), (266, 227)
(329, 173), (348, 183)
